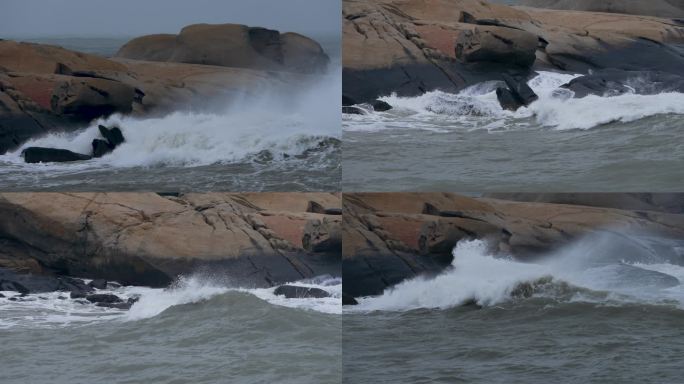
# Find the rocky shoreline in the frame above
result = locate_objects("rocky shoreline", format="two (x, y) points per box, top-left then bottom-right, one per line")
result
(0, 192), (342, 309)
(342, 0), (684, 105)
(342, 193), (684, 301)
(0, 23), (330, 155)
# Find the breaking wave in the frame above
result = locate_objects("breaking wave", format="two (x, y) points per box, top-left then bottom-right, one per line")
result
(0, 275), (341, 329)
(2, 66), (340, 168)
(343, 71), (684, 131)
(354, 234), (684, 312)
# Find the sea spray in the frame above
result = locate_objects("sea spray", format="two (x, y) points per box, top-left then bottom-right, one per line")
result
(343, 71), (684, 132)
(3, 65), (341, 168)
(355, 232), (684, 312)
(247, 275), (342, 314)
(126, 274), (343, 320)
(124, 276), (230, 321)
(0, 274), (341, 329)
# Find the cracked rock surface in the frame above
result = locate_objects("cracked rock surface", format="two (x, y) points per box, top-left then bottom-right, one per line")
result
(343, 0), (684, 102)
(0, 192), (341, 288)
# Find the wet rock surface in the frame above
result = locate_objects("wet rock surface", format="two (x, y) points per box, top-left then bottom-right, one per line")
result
(21, 124), (125, 163)
(561, 69), (684, 98)
(22, 147), (92, 163)
(274, 285), (330, 299)
(343, 0), (684, 102)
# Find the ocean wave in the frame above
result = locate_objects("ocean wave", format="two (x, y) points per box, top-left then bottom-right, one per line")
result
(127, 274), (342, 320)
(0, 274), (341, 328)
(342, 71), (684, 132)
(1, 67), (341, 168)
(352, 235), (684, 312)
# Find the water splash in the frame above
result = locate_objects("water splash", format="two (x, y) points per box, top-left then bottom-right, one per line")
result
(343, 71), (684, 132)
(354, 233), (684, 312)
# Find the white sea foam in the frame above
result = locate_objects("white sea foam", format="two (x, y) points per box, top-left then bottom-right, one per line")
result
(2, 67), (340, 168)
(354, 235), (684, 312)
(125, 274), (342, 320)
(246, 275), (342, 315)
(0, 274), (341, 328)
(123, 276), (230, 321)
(343, 71), (684, 132)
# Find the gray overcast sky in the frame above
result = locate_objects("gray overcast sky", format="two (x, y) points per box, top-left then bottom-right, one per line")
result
(0, 0), (341, 38)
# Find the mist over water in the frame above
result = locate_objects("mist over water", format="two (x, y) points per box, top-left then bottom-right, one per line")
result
(344, 234), (684, 383)
(343, 71), (684, 191)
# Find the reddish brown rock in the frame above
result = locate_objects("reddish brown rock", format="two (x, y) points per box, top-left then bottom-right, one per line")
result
(343, 0), (684, 102)
(117, 23), (329, 74)
(0, 193), (341, 288)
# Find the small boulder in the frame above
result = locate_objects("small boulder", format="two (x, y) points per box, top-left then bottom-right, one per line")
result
(85, 293), (123, 304)
(0, 280), (30, 295)
(98, 125), (125, 147)
(91, 139), (112, 158)
(371, 100), (392, 112)
(0, 293), (5, 298)
(496, 87), (521, 111)
(88, 279), (108, 289)
(502, 74), (538, 106)
(273, 285), (330, 299)
(495, 74), (538, 111)
(70, 291), (87, 299)
(23, 147), (92, 163)
(342, 293), (358, 306)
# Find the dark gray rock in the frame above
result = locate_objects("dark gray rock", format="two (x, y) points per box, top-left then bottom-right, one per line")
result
(371, 100), (392, 112)
(496, 87), (521, 111)
(86, 293), (123, 304)
(342, 251), (451, 298)
(342, 95), (357, 106)
(98, 125), (125, 147)
(91, 139), (112, 158)
(342, 293), (358, 305)
(502, 74), (538, 106)
(88, 279), (108, 290)
(22, 147), (92, 163)
(0, 280), (30, 294)
(561, 69), (684, 98)
(0, 269), (93, 297)
(273, 285), (330, 299)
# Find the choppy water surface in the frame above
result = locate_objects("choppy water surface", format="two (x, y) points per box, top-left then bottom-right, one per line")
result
(344, 237), (684, 383)
(343, 72), (684, 191)
(0, 276), (342, 384)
